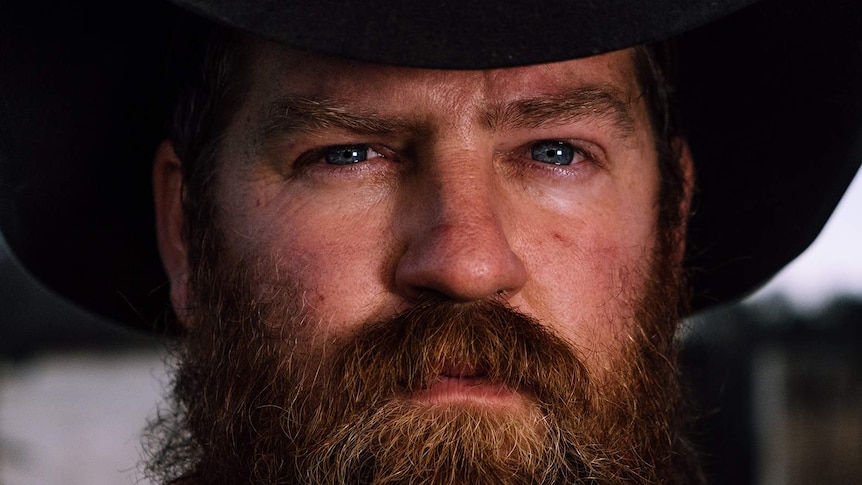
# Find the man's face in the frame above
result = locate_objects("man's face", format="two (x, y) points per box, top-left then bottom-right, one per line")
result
(152, 40), (693, 484)
(213, 42), (662, 357)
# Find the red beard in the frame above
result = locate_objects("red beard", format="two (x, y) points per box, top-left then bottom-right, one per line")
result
(144, 238), (700, 484)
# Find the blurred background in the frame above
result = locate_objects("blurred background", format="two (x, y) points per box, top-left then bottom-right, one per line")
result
(1, 168), (861, 484)
(683, 167), (862, 485)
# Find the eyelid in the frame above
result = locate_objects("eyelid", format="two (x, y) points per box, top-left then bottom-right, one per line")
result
(524, 139), (600, 166)
(323, 144), (386, 165)
(286, 142), (401, 181)
(496, 138), (607, 182)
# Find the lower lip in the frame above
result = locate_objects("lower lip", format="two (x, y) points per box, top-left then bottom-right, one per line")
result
(411, 377), (523, 406)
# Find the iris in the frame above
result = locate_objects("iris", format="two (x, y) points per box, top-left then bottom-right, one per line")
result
(325, 145), (368, 165)
(531, 141), (575, 165)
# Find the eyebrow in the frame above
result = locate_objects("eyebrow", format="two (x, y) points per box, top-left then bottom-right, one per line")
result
(256, 84), (638, 146)
(257, 95), (420, 144)
(481, 85), (637, 136)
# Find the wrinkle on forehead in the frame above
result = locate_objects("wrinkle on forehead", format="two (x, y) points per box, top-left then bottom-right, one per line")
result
(248, 38), (639, 111)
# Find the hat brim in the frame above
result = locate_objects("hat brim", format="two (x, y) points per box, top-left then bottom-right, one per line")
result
(1, 0), (860, 332)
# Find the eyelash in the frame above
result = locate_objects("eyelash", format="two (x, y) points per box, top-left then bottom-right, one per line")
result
(293, 139), (601, 179)
(293, 144), (393, 176)
(527, 140), (596, 165)
(503, 140), (602, 182)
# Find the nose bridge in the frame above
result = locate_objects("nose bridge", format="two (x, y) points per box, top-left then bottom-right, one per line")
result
(394, 146), (528, 302)
(432, 152), (498, 226)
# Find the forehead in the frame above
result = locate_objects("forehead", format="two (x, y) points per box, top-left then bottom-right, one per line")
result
(241, 40), (642, 118)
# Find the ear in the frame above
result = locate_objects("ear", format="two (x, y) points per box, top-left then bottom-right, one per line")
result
(672, 137), (695, 265)
(153, 140), (192, 327)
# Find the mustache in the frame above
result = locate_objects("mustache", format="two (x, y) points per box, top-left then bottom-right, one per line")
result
(309, 298), (592, 411)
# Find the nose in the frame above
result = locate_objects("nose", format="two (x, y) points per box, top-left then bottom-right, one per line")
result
(393, 157), (528, 302)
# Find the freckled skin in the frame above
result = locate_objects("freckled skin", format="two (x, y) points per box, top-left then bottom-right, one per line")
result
(166, 41), (664, 371)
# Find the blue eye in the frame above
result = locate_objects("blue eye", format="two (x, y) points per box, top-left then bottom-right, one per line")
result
(325, 145), (369, 165)
(530, 141), (576, 165)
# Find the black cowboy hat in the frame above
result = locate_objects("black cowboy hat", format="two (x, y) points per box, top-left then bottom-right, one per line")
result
(1, 0), (860, 333)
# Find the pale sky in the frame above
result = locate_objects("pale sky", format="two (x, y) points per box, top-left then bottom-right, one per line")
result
(750, 167), (862, 309)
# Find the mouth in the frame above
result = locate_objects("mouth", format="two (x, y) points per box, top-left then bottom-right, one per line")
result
(410, 364), (523, 407)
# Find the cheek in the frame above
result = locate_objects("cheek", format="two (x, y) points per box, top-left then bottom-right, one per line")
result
(518, 187), (660, 357)
(219, 182), (398, 336)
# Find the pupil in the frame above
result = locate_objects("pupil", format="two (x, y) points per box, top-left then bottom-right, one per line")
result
(326, 145), (368, 165)
(532, 141), (574, 165)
